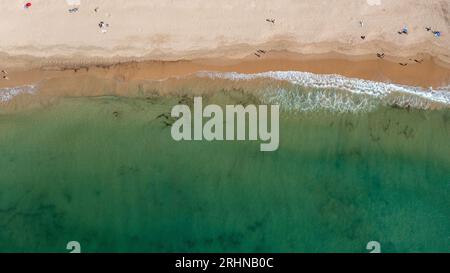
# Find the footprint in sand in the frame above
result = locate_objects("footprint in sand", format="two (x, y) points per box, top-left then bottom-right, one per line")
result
(367, 0), (381, 6)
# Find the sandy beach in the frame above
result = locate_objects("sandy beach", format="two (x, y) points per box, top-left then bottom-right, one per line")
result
(1, 1), (450, 255)
(0, 0), (450, 99)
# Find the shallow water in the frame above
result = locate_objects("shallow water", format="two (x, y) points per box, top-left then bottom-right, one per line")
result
(0, 82), (449, 252)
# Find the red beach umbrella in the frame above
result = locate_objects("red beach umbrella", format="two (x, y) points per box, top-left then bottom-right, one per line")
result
(25, 2), (32, 8)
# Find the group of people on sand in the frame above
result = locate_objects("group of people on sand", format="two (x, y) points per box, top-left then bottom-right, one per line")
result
(23, 2), (110, 34)
(1, 70), (8, 80)
(398, 26), (441, 37)
(253, 19), (276, 58)
(359, 20), (442, 66)
(254, 49), (266, 58)
(377, 53), (425, 67)
(425, 27), (441, 37)
(361, 23), (442, 40)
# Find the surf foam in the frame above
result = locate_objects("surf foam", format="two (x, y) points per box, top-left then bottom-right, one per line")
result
(261, 88), (377, 113)
(0, 85), (37, 102)
(196, 71), (450, 106)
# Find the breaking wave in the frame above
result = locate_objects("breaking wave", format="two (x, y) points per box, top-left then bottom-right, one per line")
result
(197, 71), (450, 112)
(0, 85), (37, 102)
(261, 88), (377, 113)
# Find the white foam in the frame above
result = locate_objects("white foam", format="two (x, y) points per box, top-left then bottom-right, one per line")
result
(196, 71), (450, 105)
(0, 85), (37, 102)
(261, 88), (377, 113)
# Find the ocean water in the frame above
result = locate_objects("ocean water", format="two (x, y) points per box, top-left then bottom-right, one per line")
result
(0, 72), (449, 252)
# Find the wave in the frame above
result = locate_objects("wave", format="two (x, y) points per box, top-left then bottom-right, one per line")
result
(196, 71), (450, 112)
(261, 88), (377, 113)
(0, 85), (37, 102)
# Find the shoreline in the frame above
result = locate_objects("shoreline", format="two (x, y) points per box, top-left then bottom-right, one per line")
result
(1, 52), (449, 113)
(1, 51), (450, 91)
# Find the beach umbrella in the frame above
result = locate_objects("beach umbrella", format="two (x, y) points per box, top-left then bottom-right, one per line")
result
(24, 2), (32, 8)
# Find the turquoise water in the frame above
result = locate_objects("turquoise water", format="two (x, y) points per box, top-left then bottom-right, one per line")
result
(0, 87), (449, 252)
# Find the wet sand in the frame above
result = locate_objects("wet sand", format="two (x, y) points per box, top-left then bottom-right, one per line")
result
(1, 51), (450, 99)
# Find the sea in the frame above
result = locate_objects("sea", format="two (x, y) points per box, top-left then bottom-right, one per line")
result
(0, 71), (449, 252)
